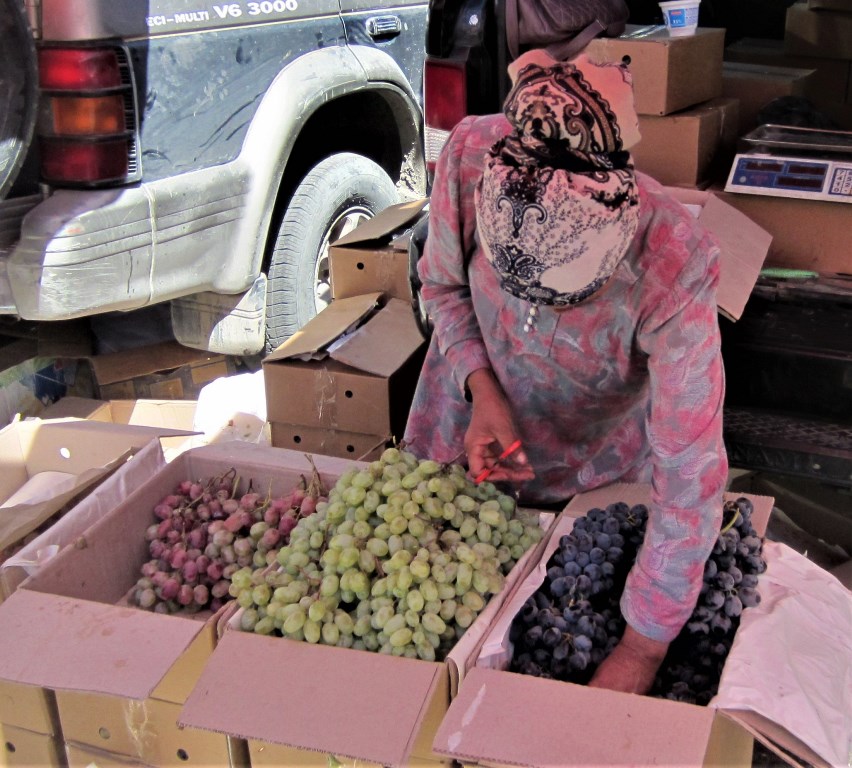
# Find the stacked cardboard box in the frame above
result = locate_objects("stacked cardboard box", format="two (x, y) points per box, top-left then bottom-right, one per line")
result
(264, 201), (430, 461)
(0, 444), (361, 766)
(588, 26), (738, 188)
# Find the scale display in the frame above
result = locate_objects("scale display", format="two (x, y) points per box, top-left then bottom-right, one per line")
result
(725, 153), (852, 203)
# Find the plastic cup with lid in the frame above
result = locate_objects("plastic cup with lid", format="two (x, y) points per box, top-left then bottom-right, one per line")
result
(658, 0), (701, 36)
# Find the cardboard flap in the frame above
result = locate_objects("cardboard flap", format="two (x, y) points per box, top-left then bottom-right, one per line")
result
(179, 631), (443, 767)
(0, 590), (202, 699)
(664, 187), (773, 322)
(724, 710), (831, 768)
(263, 293), (382, 362)
(329, 298), (425, 377)
(331, 199), (428, 248)
(700, 194), (773, 321)
(432, 667), (718, 767)
(88, 341), (225, 385)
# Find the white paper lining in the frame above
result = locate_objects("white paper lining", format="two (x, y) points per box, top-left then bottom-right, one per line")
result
(712, 541), (852, 768)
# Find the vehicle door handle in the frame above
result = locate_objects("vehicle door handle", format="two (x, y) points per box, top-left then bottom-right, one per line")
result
(366, 15), (402, 39)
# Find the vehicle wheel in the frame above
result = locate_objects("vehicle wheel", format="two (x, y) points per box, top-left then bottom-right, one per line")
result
(0, 0), (38, 199)
(265, 152), (398, 352)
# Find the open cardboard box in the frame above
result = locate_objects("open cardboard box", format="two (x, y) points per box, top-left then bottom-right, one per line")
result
(39, 396), (201, 460)
(329, 198), (429, 304)
(663, 186), (773, 321)
(177, 511), (556, 767)
(0, 419), (193, 573)
(0, 443), (358, 765)
(263, 293), (426, 447)
(433, 483), (850, 768)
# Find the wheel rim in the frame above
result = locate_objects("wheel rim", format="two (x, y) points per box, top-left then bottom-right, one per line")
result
(315, 205), (373, 312)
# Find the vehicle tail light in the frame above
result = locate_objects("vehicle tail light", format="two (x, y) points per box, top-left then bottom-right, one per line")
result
(37, 45), (140, 186)
(423, 56), (468, 172)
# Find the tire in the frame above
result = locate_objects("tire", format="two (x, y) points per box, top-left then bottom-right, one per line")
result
(0, 0), (38, 200)
(265, 152), (398, 352)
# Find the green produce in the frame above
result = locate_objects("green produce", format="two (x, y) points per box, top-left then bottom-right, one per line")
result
(234, 447), (545, 660)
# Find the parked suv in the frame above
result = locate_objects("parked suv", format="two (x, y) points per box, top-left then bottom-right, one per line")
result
(0, 0), (428, 354)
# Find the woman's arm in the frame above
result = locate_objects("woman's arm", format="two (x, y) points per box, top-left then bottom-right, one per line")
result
(621, 208), (728, 649)
(418, 117), (498, 395)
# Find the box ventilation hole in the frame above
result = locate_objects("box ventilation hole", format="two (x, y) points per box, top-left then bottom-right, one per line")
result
(98, 727), (111, 740)
(4, 742), (15, 753)
(177, 748), (189, 761)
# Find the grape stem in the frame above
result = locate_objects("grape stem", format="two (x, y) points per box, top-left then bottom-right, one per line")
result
(720, 510), (741, 535)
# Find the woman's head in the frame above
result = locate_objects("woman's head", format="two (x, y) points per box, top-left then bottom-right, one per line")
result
(507, 49), (640, 152)
(474, 49), (642, 308)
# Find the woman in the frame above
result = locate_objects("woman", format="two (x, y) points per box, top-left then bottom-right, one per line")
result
(403, 45), (728, 694)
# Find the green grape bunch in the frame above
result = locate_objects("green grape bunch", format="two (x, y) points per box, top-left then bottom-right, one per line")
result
(231, 446), (545, 661)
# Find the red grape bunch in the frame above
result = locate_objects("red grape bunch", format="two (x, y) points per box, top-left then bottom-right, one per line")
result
(131, 463), (327, 614)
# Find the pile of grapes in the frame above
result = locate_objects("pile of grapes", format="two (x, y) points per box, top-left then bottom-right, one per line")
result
(509, 496), (766, 704)
(229, 447), (545, 662)
(131, 465), (327, 614)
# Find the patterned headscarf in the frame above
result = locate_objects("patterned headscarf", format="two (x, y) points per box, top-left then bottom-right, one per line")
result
(475, 50), (641, 306)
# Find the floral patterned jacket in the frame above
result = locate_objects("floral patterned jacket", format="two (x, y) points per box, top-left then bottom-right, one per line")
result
(403, 113), (729, 642)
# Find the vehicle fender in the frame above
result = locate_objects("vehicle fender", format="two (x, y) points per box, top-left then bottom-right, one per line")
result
(216, 45), (423, 292)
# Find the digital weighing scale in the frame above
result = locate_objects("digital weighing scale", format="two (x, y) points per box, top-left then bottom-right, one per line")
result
(724, 124), (852, 204)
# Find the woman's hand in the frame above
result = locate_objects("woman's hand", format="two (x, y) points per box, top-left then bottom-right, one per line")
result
(587, 625), (669, 695)
(464, 369), (535, 484)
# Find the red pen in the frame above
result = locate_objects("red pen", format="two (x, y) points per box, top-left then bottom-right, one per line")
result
(475, 439), (523, 484)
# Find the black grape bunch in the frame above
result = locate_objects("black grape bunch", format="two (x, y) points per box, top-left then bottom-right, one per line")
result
(509, 502), (648, 684)
(651, 495), (766, 704)
(509, 496), (767, 705)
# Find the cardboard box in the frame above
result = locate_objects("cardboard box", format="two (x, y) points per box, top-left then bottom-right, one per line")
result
(263, 293), (426, 440)
(0, 441), (171, 602)
(65, 742), (154, 767)
(39, 396), (201, 460)
(721, 61), (816, 133)
(86, 341), (236, 401)
(0, 680), (60, 736)
(633, 97), (740, 187)
(724, 36), (851, 106)
(0, 724), (64, 768)
(56, 694), (247, 767)
(662, 187), (773, 321)
(715, 190), (852, 274)
(0, 444), (356, 765)
(329, 198), (429, 303)
(785, 2), (852, 59)
(177, 514), (555, 768)
(587, 25), (726, 116)
(0, 419), (191, 573)
(430, 483), (808, 768)
(269, 421), (393, 462)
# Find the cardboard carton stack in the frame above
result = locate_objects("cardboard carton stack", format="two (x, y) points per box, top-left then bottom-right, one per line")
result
(589, 25), (739, 188)
(263, 200), (430, 462)
(715, 4), (852, 275)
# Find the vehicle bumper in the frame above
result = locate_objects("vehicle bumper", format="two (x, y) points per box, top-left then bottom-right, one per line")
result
(3, 165), (252, 321)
